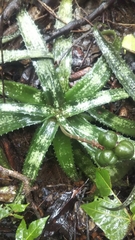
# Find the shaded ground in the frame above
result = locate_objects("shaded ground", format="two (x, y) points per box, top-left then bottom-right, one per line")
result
(0, 0), (135, 239)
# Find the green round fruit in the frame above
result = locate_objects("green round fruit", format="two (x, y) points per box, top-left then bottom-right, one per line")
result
(98, 149), (118, 166)
(114, 140), (134, 160)
(95, 150), (102, 162)
(98, 131), (118, 149)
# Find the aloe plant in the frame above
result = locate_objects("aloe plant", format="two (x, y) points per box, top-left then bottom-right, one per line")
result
(1, 1), (135, 239)
(0, 0), (135, 209)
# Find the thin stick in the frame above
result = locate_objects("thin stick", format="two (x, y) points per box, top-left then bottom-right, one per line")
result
(46, 0), (115, 42)
(37, 0), (66, 24)
(0, 14), (5, 102)
(0, 165), (40, 218)
(0, 165), (31, 195)
(107, 20), (135, 27)
(60, 126), (104, 150)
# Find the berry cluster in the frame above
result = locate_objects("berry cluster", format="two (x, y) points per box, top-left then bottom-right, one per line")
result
(95, 131), (134, 167)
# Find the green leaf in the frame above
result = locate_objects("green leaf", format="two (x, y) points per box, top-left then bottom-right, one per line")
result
(16, 219), (27, 240)
(22, 119), (58, 181)
(15, 119), (58, 204)
(55, 0), (72, 29)
(7, 203), (28, 213)
(53, 37), (71, 96)
(62, 88), (128, 118)
(89, 107), (135, 137)
(95, 169), (112, 197)
(53, 129), (77, 179)
(1, 50), (52, 63)
(53, 0), (72, 94)
(74, 146), (97, 181)
(0, 112), (45, 136)
(82, 168), (131, 240)
(65, 56), (111, 102)
(16, 217), (49, 240)
(58, 115), (100, 164)
(17, 10), (59, 107)
(0, 102), (54, 136)
(0, 147), (11, 168)
(0, 204), (11, 219)
(13, 214), (23, 219)
(26, 217), (48, 240)
(59, 115), (101, 156)
(93, 28), (135, 101)
(102, 29), (122, 51)
(82, 197), (130, 240)
(0, 103), (52, 117)
(2, 30), (20, 44)
(0, 80), (46, 104)
(130, 200), (135, 214)
(0, 204), (25, 220)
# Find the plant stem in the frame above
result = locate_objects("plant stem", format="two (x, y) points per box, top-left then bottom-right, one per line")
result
(60, 126), (104, 150)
